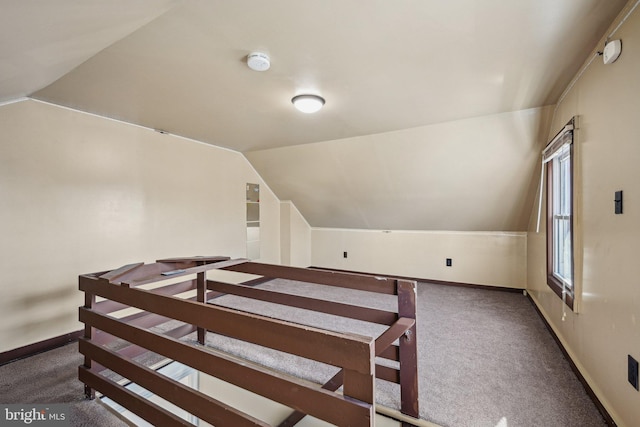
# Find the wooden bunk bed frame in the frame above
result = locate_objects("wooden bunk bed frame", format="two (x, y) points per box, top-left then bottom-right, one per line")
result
(79, 256), (419, 426)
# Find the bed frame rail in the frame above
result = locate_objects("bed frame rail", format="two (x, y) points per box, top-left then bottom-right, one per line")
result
(222, 261), (420, 421)
(79, 257), (419, 426)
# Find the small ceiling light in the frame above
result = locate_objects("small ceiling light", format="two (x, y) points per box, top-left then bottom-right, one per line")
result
(247, 52), (270, 71)
(291, 94), (325, 113)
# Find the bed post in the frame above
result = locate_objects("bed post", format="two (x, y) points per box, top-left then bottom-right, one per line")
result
(82, 280), (95, 399)
(343, 365), (375, 425)
(154, 256), (232, 345)
(397, 279), (419, 420)
(196, 271), (207, 344)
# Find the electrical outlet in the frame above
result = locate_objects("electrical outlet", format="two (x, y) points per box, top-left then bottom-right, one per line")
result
(446, 258), (452, 267)
(629, 355), (639, 390)
(343, 251), (348, 258)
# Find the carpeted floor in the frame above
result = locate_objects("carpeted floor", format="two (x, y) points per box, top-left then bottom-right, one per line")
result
(209, 280), (607, 427)
(0, 280), (607, 427)
(413, 283), (605, 427)
(0, 341), (128, 426)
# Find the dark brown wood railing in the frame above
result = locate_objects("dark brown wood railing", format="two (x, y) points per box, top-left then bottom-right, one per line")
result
(79, 257), (419, 426)
(219, 261), (420, 422)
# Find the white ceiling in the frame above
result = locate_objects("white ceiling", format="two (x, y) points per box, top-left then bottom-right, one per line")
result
(1, 0), (629, 231)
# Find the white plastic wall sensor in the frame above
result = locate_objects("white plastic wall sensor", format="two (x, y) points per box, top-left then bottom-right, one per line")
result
(603, 40), (622, 65)
(247, 52), (270, 71)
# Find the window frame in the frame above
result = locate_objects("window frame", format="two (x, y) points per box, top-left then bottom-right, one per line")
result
(545, 125), (574, 310)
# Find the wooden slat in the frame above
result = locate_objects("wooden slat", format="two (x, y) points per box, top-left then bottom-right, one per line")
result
(202, 258), (250, 269)
(374, 317), (415, 355)
(239, 276), (274, 287)
(122, 263), (221, 287)
(223, 262), (397, 295)
(93, 323), (196, 373)
(343, 368), (375, 406)
(93, 299), (129, 315)
(375, 364), (401, 384)
(83, 290), (95, 400)
(378, 344), (400, 362)
(88, 258), (247, 287)
(80, 279), (373, 374)
(207, 280), (398, 325)
(197, 272), (206, 344)
(156, 255), (231, 264)
(78, 366), (192, 427)
(98, 262), (144, 282)
(92, 312), (170, 346)
(278, 370), (344, 427)
(80, 270), (111, 279)
(149, 278), (197, 296)
(398, 279), (420, 418)
(118, 311), (172, 328)
(79, 308), (372, 426)
(164, 323), (196, 339)
(94, 278), (196, 314)
(95, 300), (198, 342)
(79, 339), (269, 427)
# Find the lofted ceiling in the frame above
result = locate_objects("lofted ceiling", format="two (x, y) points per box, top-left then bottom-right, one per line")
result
(0, 0), (180, 104)
(1, 0), (629, 231)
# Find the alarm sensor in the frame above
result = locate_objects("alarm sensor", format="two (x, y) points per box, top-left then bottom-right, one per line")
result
(247, 52), (270, 71)
(603, 40), (622, 65)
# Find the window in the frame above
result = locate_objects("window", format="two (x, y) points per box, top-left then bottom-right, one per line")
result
(544, 120), (574, 309)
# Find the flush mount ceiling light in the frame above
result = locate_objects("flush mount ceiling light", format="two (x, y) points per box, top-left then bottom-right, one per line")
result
(291, 94), (325, 113)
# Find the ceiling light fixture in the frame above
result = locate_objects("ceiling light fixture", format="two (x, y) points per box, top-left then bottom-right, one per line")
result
(291, 94), (325, 113)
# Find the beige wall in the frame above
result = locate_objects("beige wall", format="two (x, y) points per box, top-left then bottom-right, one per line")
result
(527, 4), (640, 426)
(312, 228), (527, 288)
(280, 201), (312, 267)
(0, 99), (280, 352)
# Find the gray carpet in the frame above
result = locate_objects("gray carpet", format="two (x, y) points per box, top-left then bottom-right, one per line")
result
(415, 283), (604, 427)
(0, 342), (128, 427)
(208, 279), (606, 427)
(0, 280), (607, 427)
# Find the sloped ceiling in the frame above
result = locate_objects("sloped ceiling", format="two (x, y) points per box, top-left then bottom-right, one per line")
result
(1, 0), (629, 231)
(247, 106), (555, 231)
(0, 0), (180, 104)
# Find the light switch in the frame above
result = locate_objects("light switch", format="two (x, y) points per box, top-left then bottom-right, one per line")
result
(615, 190), (623, 214)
